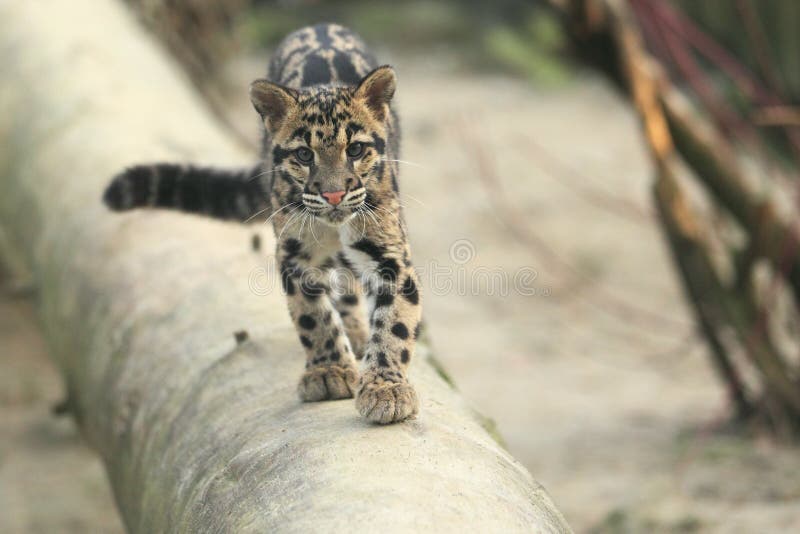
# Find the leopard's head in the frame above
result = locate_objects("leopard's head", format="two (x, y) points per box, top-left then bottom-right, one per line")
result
(250, 66), (396, 227)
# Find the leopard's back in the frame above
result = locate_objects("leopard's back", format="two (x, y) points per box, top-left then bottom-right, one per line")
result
(268, 23), (378, 89)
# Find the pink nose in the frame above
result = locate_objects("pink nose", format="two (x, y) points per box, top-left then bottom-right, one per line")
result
(321, 190), (346, 206)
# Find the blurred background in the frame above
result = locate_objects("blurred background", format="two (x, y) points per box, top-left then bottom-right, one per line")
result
(2, 0), (800, 532)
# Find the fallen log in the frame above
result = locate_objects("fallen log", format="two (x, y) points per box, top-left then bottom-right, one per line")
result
(0, 0), (570, 532)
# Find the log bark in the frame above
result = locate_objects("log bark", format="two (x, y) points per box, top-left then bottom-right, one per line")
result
(0, 1), (570, 532)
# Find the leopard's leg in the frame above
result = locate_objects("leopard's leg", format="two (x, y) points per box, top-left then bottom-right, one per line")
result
(330, 253), (369, 361)
(341, 224), (422, 424)
(277, 238), (359, 401)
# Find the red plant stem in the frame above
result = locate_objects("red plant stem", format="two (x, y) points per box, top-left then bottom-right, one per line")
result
(644, 0), (800, 164)
(636, 0), (750, 140)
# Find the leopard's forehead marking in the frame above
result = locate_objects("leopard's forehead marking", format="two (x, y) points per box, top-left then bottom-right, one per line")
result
(291, 87), (368, 148)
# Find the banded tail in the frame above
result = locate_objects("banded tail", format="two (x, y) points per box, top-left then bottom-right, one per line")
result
(103, 163), (270, 222)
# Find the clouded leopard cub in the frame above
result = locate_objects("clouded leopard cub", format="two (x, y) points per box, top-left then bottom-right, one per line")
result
(103, 24), (420, 424)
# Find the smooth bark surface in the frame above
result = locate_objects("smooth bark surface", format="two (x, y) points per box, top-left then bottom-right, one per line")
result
(0, 1), (570, 532)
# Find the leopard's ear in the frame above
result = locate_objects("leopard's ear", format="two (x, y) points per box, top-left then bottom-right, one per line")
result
(249, 79), (299, 133)
(354, 65), (396, 121)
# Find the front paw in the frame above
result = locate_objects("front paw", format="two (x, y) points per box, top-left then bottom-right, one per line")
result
(356, 371), (418, 424)
(298, 364), (358, 401)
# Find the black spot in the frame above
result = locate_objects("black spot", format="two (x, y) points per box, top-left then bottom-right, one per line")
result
(330, 351), (341, 362)
(401, 276), (419, 305)
(374, 319), (384, 329)
(234, 330), (249, 345)
(371, 334), (381, 344)
(414, 323), (422, 339)
(283, 238), (303, 260)
(325, 338), (334, 349)
(401, 349), (410, 364)
(391, 322), (409, 340)
(333, 52), (360, 85)
(300, 280), (326, 301)
(302, 53), (332, 85)
(378, 258), (400, 284)
(323, 311), (332, 324)
(377, 352), (390, 367)
(375, 293), (394, 308)
(371, 133), (386, 155)
(280, 264), (296, 296)
(374, 161), (386, 183)
(299, 315), (316, 329)
(341, 294), (359, 306)
(300, 335), (313, 348)
(282, 70), (299, 86)
(315, 24), (334, 48)
(365, 190), (379, 208)
(351, 239), (399, 283)
(273, 145), (293, 166)
(278, 171), (294, 186)
(291, 126), (309, 141)
(251, 234), (261, 252)
(351, 238), (384, 262)
(275, 45), (309, 78)
(346, 122), (363, 142)
(338, 252), (359, 276)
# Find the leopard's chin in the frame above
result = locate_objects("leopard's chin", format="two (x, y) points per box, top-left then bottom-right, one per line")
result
(317, 209), (356, 227)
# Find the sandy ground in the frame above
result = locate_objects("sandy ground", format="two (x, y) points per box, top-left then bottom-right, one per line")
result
(2, 55), (799, 533)
(0, 291), (124, 533)
(376, 59), (800, 533)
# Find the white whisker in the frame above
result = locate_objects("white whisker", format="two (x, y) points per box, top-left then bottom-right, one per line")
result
(308, 211), (321, 245)
(365, 202), (399, 225)
(248, 167), (283, 182)
(277, 206), (304, 241)
(298, 209), (308, 238)
(361, 204), (382, 228)
(263, 201), (301, 226)
(400, 192), (427, 207)
(353, 208), (368, 240)
(244, 204), (271, 223)
(380, 157), (426, 169)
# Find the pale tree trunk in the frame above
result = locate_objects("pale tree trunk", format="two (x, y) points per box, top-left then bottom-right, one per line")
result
(0, 1), (570, 532)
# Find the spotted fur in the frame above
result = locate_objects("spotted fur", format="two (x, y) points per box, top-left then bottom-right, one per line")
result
(103, 24), (420, 424)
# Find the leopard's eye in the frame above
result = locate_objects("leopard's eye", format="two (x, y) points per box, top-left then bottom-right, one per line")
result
(346, 142), (364, 159)
(295, 147), (314, 164)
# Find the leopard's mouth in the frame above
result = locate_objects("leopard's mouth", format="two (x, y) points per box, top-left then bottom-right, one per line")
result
(301, 194), (364, 227)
